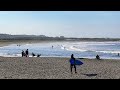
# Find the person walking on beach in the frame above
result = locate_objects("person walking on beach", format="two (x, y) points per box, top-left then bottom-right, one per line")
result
(25, 49), (29, 57)
(70, 54), (77, 74)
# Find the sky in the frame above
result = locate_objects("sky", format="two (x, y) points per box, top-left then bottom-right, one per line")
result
(0, 11), (120, 38)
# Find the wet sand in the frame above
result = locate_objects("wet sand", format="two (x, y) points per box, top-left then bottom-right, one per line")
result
(0, 57), (120, 79)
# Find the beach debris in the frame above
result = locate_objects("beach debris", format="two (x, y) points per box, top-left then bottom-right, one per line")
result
(37, 54), (41, 57)
(32, 52), (36, 57)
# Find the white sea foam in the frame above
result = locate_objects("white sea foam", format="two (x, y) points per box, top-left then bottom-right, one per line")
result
(96, 51), (120, 54)
(64, 46), (87, 52)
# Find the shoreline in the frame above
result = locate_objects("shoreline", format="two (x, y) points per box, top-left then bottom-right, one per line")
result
(0, 55), (120, 60)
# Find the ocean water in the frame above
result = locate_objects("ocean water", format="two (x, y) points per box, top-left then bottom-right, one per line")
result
(0, 41), (120, 59)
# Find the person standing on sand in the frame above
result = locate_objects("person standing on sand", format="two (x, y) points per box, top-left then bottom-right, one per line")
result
(96, 55), (100, 60)
(70, 54), (77, 74)
(22, 50), (25, 57)
(25, 49), (29, 57)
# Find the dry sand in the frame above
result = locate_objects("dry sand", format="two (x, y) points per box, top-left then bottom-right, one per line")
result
(0, 57), (120, 79)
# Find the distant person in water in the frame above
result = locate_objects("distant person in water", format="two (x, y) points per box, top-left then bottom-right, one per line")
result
(25, 49), (29, 57)
(17, 44), (20, 47)
(22, 50), (25, 57)
(96, 55), (100, 60)
(70, 54), (77, 74)
(52, 46), (53, 49)
(118, 53), (119, 56)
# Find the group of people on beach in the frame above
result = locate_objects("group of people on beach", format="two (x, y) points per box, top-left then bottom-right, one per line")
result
(22, 49), (41, 57)
(21, 46), (101, 74)
(22, 49), (29, 57)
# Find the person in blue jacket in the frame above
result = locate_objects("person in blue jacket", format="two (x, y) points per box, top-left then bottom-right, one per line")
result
(70, 54), (77, 74)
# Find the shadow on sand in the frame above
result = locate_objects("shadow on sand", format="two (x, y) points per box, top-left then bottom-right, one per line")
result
(81, 73), (97, 77)
(0, 60), (4, 62)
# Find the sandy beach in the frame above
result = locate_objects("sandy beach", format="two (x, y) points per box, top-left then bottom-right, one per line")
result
(0, 57), (120, 79)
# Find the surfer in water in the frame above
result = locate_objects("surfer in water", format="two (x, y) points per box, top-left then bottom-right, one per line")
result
(70, 54), (77, 74)
(52, 45), (53, 49)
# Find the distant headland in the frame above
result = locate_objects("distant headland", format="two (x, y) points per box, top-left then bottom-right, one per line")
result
(0, 33), (120, 41)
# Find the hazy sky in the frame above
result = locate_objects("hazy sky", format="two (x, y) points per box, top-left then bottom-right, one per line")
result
(0, 11), (120, 38)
